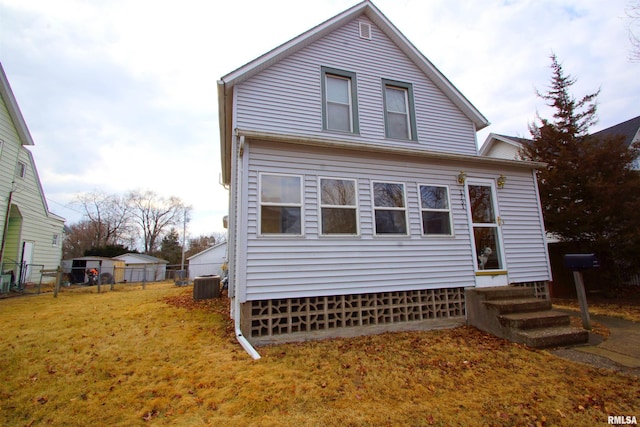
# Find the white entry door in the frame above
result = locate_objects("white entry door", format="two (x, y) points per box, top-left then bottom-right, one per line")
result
(466, 180), (508, 287)
(20, 241), (34, 285)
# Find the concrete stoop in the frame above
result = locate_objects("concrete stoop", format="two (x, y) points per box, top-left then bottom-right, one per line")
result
(466, 286), (589, 348)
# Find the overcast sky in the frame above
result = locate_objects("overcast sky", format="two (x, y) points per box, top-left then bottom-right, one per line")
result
(1, 0), (638, 238)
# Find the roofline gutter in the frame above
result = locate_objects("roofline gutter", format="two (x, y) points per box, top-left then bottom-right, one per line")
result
(236, 129), (547, 169)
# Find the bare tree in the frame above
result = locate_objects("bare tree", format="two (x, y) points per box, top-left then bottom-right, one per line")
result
(185, 232), (227, 258)
(128, 190), (191, 254)
(74, 191), (134, 247)
(62, 220), (95, 259)
(628, 1), (640, 61)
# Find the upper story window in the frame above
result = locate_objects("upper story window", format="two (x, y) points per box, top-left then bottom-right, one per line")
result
(320, 178), (358, 235)
(419, 184), (453, 236)
(17, 161), (26, 179)
(52, 234), (60, 246)
(372, 181), (407, 235)
(382, 79), (417, 141)
(259, 173), (303, 235)
(321, 67), (359, 134)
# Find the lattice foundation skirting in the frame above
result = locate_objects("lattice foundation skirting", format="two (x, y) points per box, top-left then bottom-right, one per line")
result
(511, 281), (550, 300)
(244, 288), (465, 344)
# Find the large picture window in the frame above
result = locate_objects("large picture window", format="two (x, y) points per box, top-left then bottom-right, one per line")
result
(382, 79), (417, 141)
(320, 178), (358, 235)
(372, 182), (407, 235)
(419, 185), (452, 236)
(322, 67), (359, 133)
(260, 174), (302, 235)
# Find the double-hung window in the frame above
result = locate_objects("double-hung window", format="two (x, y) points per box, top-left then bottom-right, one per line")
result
(260, 173), (303, 235)
(320, 178), (358, 235)
(372, 181), (407, 235)
(382, 79), (417, 141)
(322, 67), (359, 133)
(419, 185), (453, 236)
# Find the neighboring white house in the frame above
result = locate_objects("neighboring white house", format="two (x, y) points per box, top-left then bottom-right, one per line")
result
(218, 1), (550, 346)
(479, 115), (640, 167)
(479, 133), (531, 160)
(0, 62), (65, 290)
(113, 253), (168, 282)
(187, 242), (227, 280)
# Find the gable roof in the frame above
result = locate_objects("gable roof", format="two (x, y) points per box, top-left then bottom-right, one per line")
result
(479, 133), (531, 156)
(591, 115), (640, 148)
(113, 253), (169, 264)
(481, 115), (640, 157)
(217, 0), (489, 184)
(0, 62), (34, 146)
(187, 241), (227, 261)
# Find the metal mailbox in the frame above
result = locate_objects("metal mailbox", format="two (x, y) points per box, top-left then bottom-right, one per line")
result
(563, 253), (600, 271)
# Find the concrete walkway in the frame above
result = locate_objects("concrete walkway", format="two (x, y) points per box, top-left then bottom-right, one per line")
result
(550, 312), (640, 376)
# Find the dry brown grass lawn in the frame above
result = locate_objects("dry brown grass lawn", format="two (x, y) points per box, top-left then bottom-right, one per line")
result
(1, 283), (638, 426)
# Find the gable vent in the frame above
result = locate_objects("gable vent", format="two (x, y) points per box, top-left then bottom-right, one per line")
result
(359, 22), (372, 40)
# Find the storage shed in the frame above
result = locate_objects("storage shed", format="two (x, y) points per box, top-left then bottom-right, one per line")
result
(63, 256), (125, 284)
(187, 242), (227, 280)
(113, 253), (168, 282)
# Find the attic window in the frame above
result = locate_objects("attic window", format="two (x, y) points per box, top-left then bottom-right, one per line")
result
(359, 22), (371, 39)
(17, 161), (26, 179)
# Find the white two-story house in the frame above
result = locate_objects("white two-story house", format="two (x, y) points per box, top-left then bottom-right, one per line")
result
(218, 1), (550, 350)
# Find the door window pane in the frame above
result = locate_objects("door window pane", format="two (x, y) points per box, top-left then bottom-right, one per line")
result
(473, 227), (502, 270)
(468, 185), (495, 223)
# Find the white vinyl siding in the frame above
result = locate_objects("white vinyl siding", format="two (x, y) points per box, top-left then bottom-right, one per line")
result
(497, 173), (551, 282)
(234, 16), (478, 155)
(240, 141), (549, 301)
(236, 141), (549, 301)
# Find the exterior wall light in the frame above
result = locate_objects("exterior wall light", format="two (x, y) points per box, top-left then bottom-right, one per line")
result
(497, 174), (506, 189)
(457, 171), (466, 185)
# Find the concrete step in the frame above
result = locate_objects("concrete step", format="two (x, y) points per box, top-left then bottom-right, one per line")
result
(498, 310), (570, 330)
(471, 286), (534, 301)
(516, 326), (589, 348)
(483, 297), (552, 314)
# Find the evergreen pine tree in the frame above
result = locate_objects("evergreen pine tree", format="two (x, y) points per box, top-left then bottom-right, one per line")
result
(521, 54), (640, 283)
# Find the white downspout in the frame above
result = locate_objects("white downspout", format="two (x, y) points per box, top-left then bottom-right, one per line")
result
(231, 133), (261, 360)
(234, 292), (261, 359)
